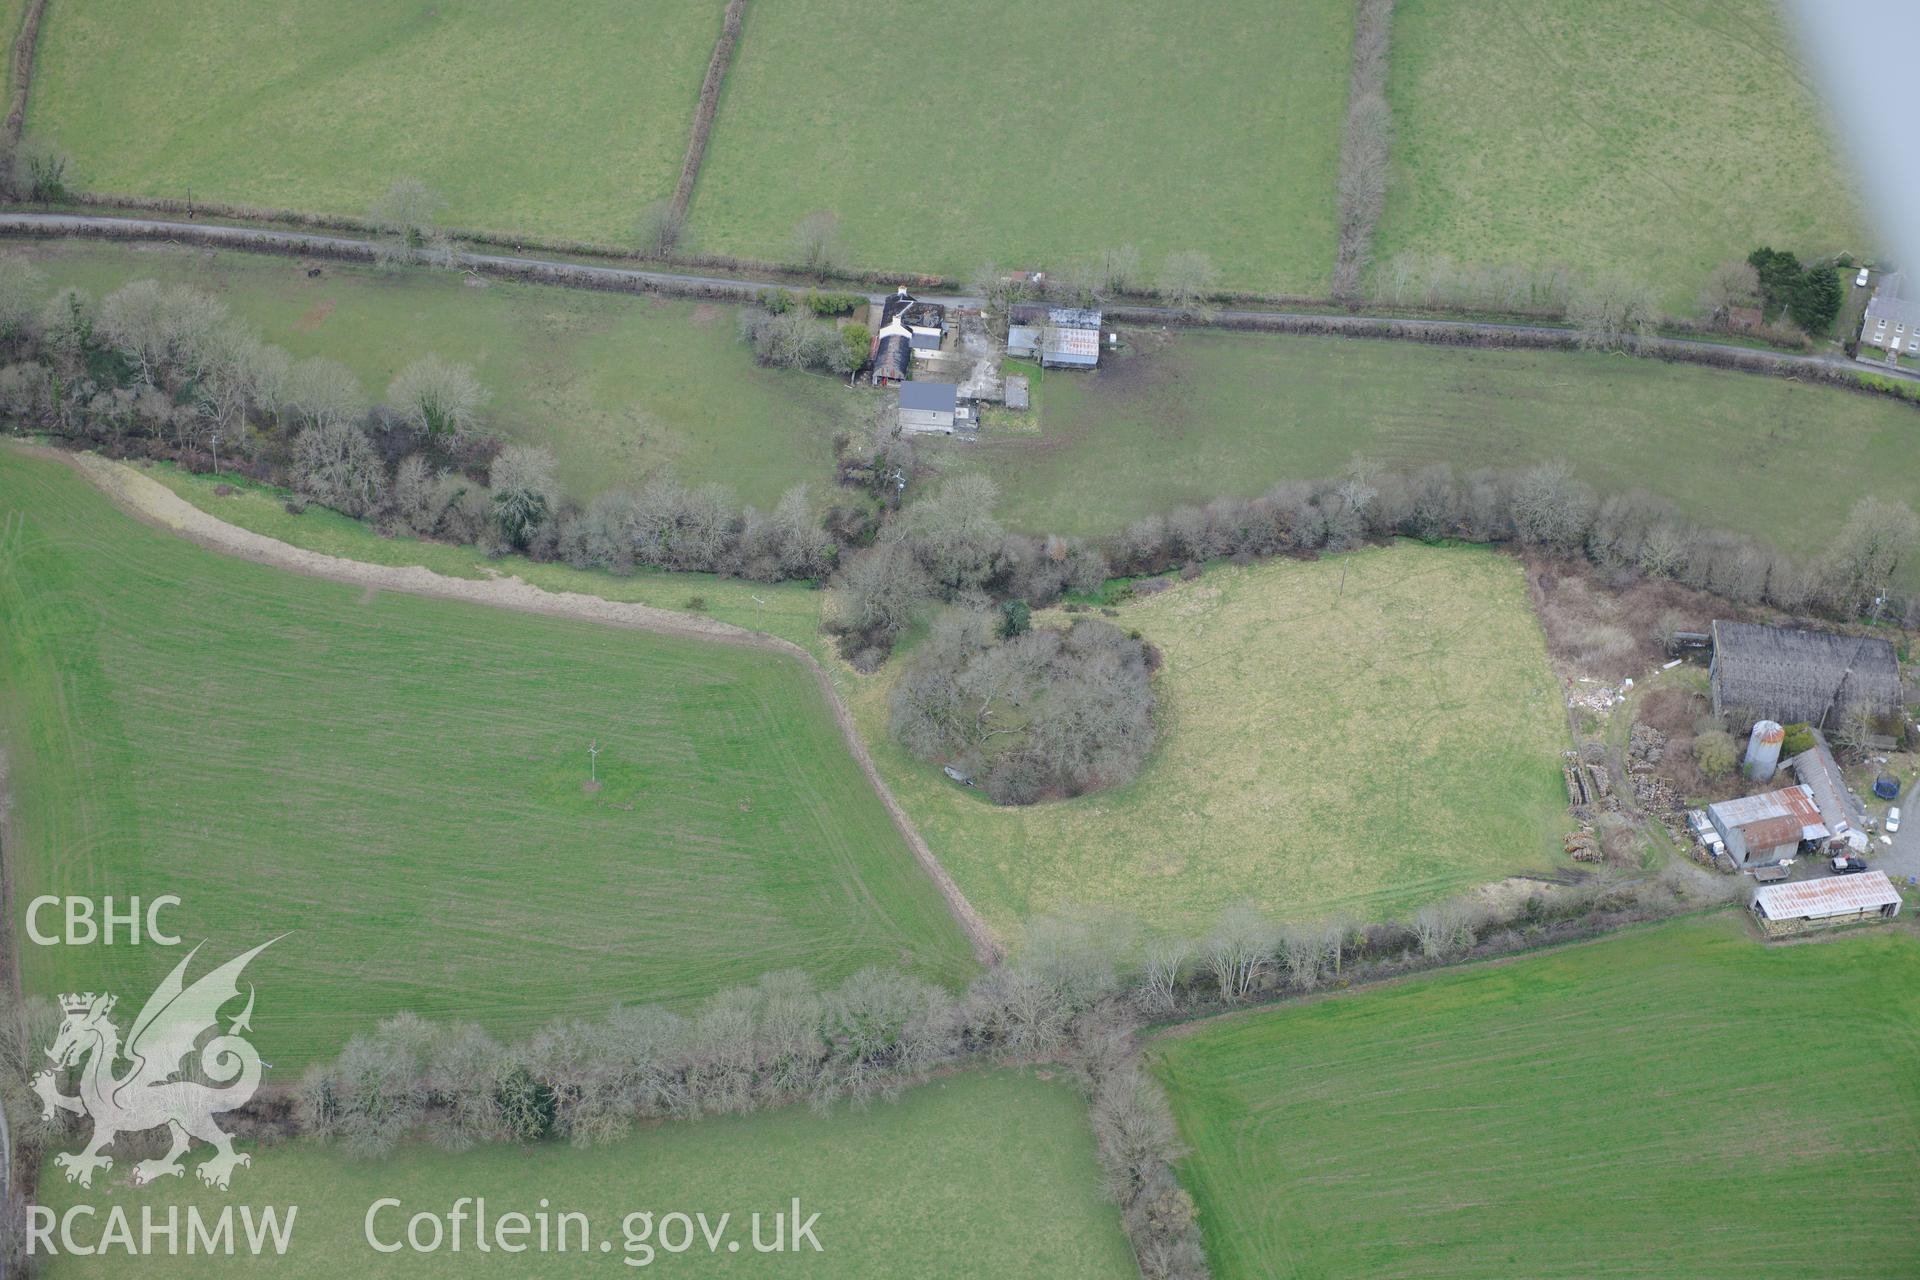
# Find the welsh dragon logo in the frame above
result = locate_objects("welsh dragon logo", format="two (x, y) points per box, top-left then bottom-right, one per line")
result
(33, 940), (278, 1191)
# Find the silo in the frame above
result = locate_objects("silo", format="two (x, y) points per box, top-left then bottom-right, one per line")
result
(1744, 720), (1784, 781)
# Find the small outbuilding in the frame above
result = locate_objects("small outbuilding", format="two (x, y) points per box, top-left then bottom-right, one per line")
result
(1784, 728), (1865, 840)
(1006, 304), (1102, 368)
(1709, 620), (1902, 730)
(898, 381), (960, 435)
(871, 287), (919, 385)
(1750, 870), (1903, 937)
(911, 331), (943, 361)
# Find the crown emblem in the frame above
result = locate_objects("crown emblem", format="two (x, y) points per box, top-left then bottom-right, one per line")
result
(59, 992), (113, 1016)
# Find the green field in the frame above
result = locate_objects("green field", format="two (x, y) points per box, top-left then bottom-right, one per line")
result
(939, 330), (1920, 580)
(142, 462), (834, 657)
(1154, 915), (1920, 1279)
(689, 0), (1353, 292)
(0, 450), (972, 1067)
(32, 1070), (1133, 1277)
(25, 0), (718, 245)
(1374, 0), (1870, 312)
(849, 543), (1569, 934)
(23, 241), (852, 509)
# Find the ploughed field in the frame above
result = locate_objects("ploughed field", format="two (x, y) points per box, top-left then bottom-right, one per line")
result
(1152, 915), (1920, 1279)
(0, 450), (973, 1068)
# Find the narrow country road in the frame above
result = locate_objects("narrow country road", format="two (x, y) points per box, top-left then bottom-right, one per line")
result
(3, 211), (1914, 387)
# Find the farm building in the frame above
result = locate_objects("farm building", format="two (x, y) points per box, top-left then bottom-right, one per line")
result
(870, 288), (919, 385)
(1784, 728), (1865, 842)
(1750, 870), (1903, 937)
(1863, 271), (1920, 355)
(898, 381), (962, 435)
(911, 331), (943, 361)
(1007, 304), (1102, 368)
(1706, 785), (1826, 869)
(1709, 621), (1901, 729)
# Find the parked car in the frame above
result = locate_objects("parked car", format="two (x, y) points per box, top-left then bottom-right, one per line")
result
(1887, 806), (1901, 834)
(1832, 854), (1871, 874)
(1857, 267), (1871, 287)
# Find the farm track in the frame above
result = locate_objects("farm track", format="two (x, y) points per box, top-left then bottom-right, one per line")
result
(11, 442), (1004, 966)
(1, 212), (1914, 388)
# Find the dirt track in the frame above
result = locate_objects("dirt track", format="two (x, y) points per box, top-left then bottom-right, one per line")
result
(28, 445), (1003, 964)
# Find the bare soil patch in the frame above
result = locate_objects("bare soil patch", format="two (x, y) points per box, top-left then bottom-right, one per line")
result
(294, 297), (336, 332)
(1523, 553), (1737, 682)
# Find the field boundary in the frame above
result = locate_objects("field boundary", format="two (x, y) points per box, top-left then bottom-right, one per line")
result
(1149, 904), (1738, 1044)
(5, 442), (1003, 965)
(7, 212), (1908, 400)
(3, 0), (47, 144)
(670, 0), (748, 224)
(1331, 0), (1393, 297)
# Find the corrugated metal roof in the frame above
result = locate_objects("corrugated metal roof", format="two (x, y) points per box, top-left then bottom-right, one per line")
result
(1741, 813), (1805, 851)
(1754, 871), (1902, 919)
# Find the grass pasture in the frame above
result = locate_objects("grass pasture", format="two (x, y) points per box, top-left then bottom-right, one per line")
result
(1153, 915), (1920, 1279)
(25, 0), (719, 245)
(689, 0), (1353, 292)
(23, 241), (853, 510)
(1375, 0), (1870, 312)
(849, 543), (1569, 935)
(33, 1071), (1135, 1277)
(0, 450), (973, 1067)
(939, 330), (1920, 582)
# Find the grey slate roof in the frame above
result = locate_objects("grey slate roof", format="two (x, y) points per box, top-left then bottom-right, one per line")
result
(899, 382), (957, 413)
(1710, 620), (1901, 728)
(1865, 272), (1920, 333)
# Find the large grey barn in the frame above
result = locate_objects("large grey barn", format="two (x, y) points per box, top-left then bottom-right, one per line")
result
(1709, 620), (1901, 729)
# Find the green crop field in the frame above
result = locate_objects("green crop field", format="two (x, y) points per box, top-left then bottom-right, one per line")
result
(32, 1070), (1134, 1277)
(1374, 0), (1870, 312)
(23, 241), (853, 510)
(0, 450), (972, 1067)
(25, 0), (718, 245)
(690, 0), (1353, 292)
(848, 543), (1569, 935)
(939, 330), (1920, 582)
(1154, 915), (1920, 1279)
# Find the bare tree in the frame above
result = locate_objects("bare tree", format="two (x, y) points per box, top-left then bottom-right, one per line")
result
(284, 356), (368, 431)
(1205, 903), (1276, 1002)
(1507, 459), (1595, 552)
(903, 472), (1004, 594)
(1823, 495), (1920, 617)
(388, 354), (487, 438)
(1157, 251), (1219, 319)
(634, 198), (685, 259)
(790, 211), (842, 277)
(1333, 0), (1395, 297)
(0, 253), (44, 343)
(370, 177), (448, 267)
(292, 420), (388, 517)
(1138, 936), (1193, 1012)
(1699, 260), (1761, 324)
(834, 540), (929, 652)
(1567, 271), (1660, 350)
